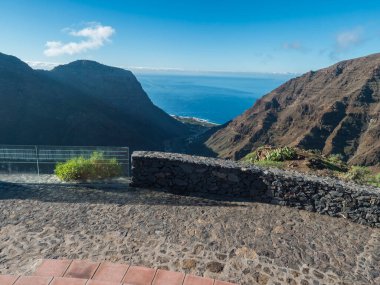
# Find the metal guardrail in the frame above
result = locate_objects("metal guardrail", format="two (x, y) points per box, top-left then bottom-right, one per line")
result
(0, 145), (130, 177)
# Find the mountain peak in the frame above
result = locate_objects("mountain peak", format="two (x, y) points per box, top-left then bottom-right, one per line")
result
(0, 52), (32, 72)
(62, 59), (104, 68)
(52, 60), (127, 73)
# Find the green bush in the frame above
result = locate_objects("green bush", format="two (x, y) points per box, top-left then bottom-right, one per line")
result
(326, 154), (345, 165)
(344, 166), (372, 184)
(323, 154), (348, 172)
(243, 146), (297, 164)
(265, 147), (297, 162)
(55, 152), (122, 181)
(242, 150), (261, 164)
(367, 173), (380, 187)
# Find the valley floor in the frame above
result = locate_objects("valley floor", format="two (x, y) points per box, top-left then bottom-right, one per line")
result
(0, 181), (379, 285)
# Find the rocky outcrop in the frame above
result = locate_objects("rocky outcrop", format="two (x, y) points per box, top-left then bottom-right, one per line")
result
(131, 151), (380, 227)
(206, 53), (380, 165)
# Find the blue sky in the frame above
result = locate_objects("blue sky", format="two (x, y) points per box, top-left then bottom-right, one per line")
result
(1, 0), (380, 73)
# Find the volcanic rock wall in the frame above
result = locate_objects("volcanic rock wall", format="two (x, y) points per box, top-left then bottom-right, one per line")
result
(131, 151), (380, 227)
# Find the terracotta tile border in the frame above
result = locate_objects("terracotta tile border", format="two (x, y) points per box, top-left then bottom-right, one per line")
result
(122, 265), (157, 285)
(14, 275), (53, 285)
(92, 262), (129, 283)
(64, 260), (101, 279)
(50, 277), (87, 285)
(33, 259), (73, 277)
(151, 269), (185, 285)
(183, 274), (214, 285)
(29, 259), (239, 285)
(0, 275), (20, 285)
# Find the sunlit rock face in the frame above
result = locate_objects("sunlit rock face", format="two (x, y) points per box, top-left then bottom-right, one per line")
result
(206, 53), (380, 166)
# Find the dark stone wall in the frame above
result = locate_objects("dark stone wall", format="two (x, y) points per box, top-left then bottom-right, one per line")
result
(131, 151), (380, 227)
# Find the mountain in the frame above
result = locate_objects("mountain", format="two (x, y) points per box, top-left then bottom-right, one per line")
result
(206, 53), (380, 166)
(0, 52), (189, 150)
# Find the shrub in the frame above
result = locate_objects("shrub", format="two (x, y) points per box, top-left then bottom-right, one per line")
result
(344, 166), (372, 184)
(326, 154), (345, 165)
(243, 146), (297, 164)
(55, 152), (122, 181)
(367, 173), (380, 187)
(265, 147), (297, 162)
(309, 149), (322, 155)
(242, 150), (260, 163)
(323, 154), (348, 172)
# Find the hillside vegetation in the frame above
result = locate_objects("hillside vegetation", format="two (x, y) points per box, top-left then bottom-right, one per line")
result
(242, 146), (380, 187)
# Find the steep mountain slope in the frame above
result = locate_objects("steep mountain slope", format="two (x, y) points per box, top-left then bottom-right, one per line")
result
(206, 53), (380, 166)
(0, 53), (189, 150)
(46, 60), (186, 137)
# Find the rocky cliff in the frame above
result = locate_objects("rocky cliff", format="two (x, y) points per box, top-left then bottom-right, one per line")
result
(206, 53), (380, 166)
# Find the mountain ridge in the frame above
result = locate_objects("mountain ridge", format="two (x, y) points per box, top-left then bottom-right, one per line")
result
(0, 52), (189, 151)
(206, 52), (380, 166)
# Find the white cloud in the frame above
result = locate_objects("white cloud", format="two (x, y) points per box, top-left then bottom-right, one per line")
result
(283, 42), (302, 50)
(26, 61), (60, 70)
(282, 41), (309, 53)
(329, 27), (364, 60)
(335, 28), (363, 51)
(44, 23), (115, 57)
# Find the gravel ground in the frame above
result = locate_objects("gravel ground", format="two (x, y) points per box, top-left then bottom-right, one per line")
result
(0, 180), (379, 285)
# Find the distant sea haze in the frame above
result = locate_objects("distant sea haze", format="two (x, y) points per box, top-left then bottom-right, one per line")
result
(136, 73), (294, 124)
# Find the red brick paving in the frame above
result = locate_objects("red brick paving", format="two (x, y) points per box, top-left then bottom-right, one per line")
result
(0, 259), (238, 285)
(86, 280), (121, 285)
(33, 259), (72, 277)
(64, 260), (100, 279)
(92, 262), (129, 283)
(152, 269), (185, 285)
(122, 265), (157, 285)
(14, 276), (53, 285)
(49, 277), (87, 285)
(0, 275), (19, 285)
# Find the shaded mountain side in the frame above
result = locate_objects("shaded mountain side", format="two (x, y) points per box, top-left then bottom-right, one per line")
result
(175, 120), (226, 157)
(45, 60), (187, 138)
(206, 53), (380, 166)
(0, 53), (189, 151)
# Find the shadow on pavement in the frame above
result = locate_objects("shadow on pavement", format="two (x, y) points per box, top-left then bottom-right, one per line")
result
(0, 180), (249, 208)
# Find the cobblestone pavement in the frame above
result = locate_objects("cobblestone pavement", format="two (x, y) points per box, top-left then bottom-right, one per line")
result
(0, 181), (379, 285)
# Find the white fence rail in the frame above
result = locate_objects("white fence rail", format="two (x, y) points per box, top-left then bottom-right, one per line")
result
(0, 145), (130, 177)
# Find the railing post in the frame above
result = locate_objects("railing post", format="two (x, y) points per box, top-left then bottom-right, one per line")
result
(128, 147), (131, 177)
(126, 147), (130, 177)
(35, 145), (40, 177)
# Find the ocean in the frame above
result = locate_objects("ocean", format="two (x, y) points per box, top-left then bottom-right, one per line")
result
(135, 73), (294, 124)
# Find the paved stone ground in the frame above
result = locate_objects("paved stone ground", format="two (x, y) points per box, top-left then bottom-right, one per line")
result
(0, 181), (379, 285)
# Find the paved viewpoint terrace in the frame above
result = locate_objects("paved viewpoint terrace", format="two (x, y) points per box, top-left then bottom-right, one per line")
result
(0, 180), (379, 284)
